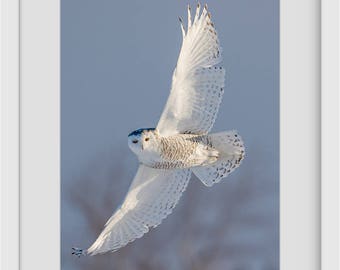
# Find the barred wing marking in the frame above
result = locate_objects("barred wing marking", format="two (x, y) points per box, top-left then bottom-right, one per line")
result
(86, 165), (191, 255)
(157, 4), (225, 136)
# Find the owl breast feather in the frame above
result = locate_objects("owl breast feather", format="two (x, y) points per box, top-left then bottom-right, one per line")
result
(148, 134), (218, 170)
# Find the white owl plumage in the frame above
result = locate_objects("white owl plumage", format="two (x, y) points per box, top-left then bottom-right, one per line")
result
(72, 3), (245, 257)
(157, 4), (224, 136)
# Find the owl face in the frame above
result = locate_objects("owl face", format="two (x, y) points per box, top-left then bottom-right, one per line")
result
(128, 128), (159, 156)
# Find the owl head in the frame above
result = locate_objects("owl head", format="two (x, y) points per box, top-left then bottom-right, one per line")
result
(128, 128), (159, 155)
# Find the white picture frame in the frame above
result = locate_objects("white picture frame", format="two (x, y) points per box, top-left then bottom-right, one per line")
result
(321, 0), (339, 268)
(1, 0), (338, 269)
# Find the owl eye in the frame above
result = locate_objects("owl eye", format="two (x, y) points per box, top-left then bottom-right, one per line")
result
(145, 138), (150, 142)
(132, 139), (138, 144)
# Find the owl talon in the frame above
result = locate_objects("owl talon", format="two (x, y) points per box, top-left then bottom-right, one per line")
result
(72, 247), (86, 257)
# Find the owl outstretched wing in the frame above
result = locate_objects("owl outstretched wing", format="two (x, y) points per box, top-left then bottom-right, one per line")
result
(157, 4), (225, 136)
(84, 165), (191, 255)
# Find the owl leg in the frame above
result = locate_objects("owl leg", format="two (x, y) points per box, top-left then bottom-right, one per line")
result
(191, 144), (219, 166)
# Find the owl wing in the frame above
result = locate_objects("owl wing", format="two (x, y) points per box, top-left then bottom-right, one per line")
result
(157, 4), (225, 136)
(86, 165), (191, 255)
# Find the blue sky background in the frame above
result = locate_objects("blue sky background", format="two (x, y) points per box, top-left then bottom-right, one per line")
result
(62, 1), (279, 269)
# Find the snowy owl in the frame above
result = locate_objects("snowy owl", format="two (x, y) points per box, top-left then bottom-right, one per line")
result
(72, 3), (245, 257)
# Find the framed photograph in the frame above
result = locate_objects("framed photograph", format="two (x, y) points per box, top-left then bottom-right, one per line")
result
(1, 0), (338, 269)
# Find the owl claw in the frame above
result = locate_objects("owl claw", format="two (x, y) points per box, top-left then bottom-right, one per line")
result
(72, 247), (86, 257)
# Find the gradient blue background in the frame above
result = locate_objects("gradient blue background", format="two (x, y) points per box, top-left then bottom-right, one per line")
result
(62, 1), (279, 269)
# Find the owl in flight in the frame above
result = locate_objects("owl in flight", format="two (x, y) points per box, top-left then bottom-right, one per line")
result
(73, 3), (245, 257)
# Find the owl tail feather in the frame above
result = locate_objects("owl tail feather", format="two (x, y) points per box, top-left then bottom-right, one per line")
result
(192, 130), (245, 187)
